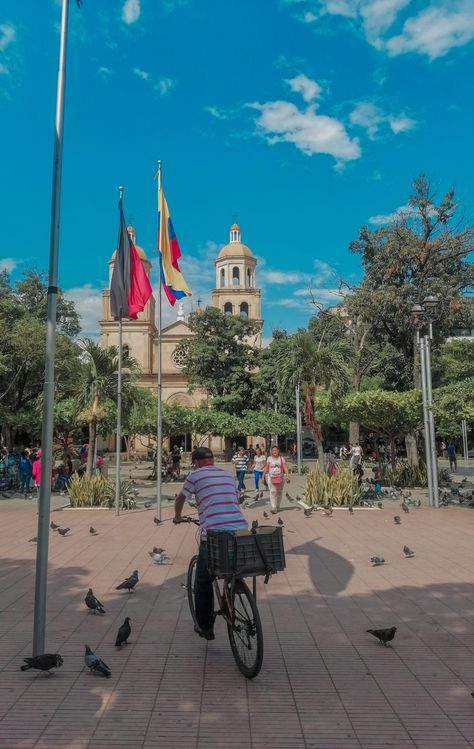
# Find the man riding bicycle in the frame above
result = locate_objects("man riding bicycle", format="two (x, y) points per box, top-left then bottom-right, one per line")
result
(174, 447), (248, 641)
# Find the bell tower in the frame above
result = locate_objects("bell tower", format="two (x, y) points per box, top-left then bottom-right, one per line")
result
(211, 223), (262, 344)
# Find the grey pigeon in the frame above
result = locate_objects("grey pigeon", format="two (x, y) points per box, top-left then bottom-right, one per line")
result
(367, 626), (397, 646)
(403, 545), (415, 558)
(50, 521), (59, 530)
(144, 500), (152, 509)
(304, 508), (312, 517)
(263, 510), (269, 519)
(149, 551), (168, 563)
(377, 502), (383, 509)
(116, 569), (139, 592)
(370, 556), (385, 566)
(153, 546), (165, 555)
(115, 617), (131, 647)
(85, 588), (105, 614)
(401, 501), (410, 514)
(394, 516), (401, 525)
(57, 527), (70, 536)
(277, 517), (284, 526)
(84, 645), (111, 677)
(296, 495), (302, 501)
(89, 526), (98, 535)
(21, 654), (63, 673)
(153, 516), (162, 525)
(251, 519), (259, 531)
(348, 506), (354, 515)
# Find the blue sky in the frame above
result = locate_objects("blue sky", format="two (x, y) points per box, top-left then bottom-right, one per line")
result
(1, 0), (473, 339)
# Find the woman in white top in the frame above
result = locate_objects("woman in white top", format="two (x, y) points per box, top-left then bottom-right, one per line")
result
(263, 445), (289, 513)
(251, 446), (266, 491)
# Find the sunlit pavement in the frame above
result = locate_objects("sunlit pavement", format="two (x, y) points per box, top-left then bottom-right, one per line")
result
(1, 466), (474, 748)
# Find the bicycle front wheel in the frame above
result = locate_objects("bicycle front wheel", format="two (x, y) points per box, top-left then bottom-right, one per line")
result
(187, 555), (199, 628)
(227, 579), (263, 679)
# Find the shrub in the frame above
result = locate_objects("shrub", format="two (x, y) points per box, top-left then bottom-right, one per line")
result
(304, 466), (361, 507)
(67, 473), (137, 509)
(380, 460), (451, 488)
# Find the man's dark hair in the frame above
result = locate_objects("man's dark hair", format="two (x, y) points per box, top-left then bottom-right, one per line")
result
(191, 447), (214, 462)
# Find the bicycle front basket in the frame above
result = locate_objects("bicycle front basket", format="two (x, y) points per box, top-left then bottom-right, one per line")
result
(207, 526), (286, 578)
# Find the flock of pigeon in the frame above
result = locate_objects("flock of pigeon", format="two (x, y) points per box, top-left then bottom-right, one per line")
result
(21, 516), (171, 677)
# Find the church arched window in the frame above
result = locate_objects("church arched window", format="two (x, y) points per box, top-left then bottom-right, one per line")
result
(246, 268), (252, 288)
(224, 302), (233, 316)
(232, 267), (240, 286)
(220, 268), (225, 287)
(240, 302), (249, 318)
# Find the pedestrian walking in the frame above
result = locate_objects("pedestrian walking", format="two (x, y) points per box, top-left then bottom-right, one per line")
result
(327, 455), (337, 477)
(251, 446), (266, 490)
(372, 465), (382, 495)
(232, 446), (249, 492)
(349, 442), (363, 472)
(19, 450), (32, 495)
(31, 449), (42, 493)
(263, 446), (289, 514)
(447, 440), (457, 472)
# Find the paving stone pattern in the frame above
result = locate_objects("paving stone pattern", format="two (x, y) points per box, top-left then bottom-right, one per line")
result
(1, 499), (474, 749)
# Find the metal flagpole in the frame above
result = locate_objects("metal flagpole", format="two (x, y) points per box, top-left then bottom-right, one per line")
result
(462, 419), (469, 467)
(296, 384), (302, 475)
(33, 0), (70, 656)
(420, 337), (434, 507)
(114, 187), (124, 517)
(156, 161), (163, 521)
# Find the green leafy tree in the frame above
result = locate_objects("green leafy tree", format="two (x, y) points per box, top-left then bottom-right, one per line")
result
(432, 339), (474, 388)
(432, 379), (474, 434)
(347, 175), (474, 391)
(176, 307), (260, 415)
(0, 270), (81, 447)
(337, 390), (422, 468)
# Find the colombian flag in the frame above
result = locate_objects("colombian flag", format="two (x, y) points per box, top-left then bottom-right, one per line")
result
(158, 185), (192, 306)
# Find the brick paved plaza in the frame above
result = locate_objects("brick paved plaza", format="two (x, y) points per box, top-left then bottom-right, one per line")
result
(1, 492), (474, 749)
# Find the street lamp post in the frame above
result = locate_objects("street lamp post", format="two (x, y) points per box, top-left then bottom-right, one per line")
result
(411, 296), (440, 508)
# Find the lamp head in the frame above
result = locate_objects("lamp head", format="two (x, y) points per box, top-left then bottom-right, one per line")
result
(422, 294), (439, 311)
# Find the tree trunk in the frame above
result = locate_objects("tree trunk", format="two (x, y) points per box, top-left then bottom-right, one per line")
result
(349, 422), (359, 445)
(86, 419), (97, 477)
(1, 425), (15, 450)
(315, 433), (324, 471)
(390, 437), (397, 471)
(405, 433), (419, 467)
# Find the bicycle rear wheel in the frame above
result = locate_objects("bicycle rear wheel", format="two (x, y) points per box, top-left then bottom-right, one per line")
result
(227, 578), (263, 679)
(187, 555), (199, 627)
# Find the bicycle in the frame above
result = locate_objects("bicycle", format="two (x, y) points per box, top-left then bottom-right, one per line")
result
(176, 516), (284, 679)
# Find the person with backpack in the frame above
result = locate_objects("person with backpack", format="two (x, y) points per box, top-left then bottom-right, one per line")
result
(263, 445), (289, 514)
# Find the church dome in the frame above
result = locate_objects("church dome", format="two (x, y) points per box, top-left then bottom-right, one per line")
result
(109, 225), (149, 263)
(216, 222), (255, 260)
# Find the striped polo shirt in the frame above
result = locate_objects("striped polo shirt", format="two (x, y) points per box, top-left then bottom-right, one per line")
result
(182, 465), (248, 539)
(232, 453), (249, 471)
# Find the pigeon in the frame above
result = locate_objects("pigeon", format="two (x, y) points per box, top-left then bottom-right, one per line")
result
(144, 500), (152, 509)
(89, 526), (98, 535)
(85, 588), (105, 614)
(413, 498), (421, 508)
(149, 551), (168, 563)
(304, 508), (312, 517)
(84, 645), (111, 678)
(377, 502), (383, 509)
(115, 617), (131, 647)
(366, 626), (397, 646)
(394, 516), (401, 525)
(263, 510), (269, 519)
(29, 536), (37, 543)
(251, 519), (259, 531)
(21, 654), (63, 673)
(153, 517), (162, 525)
(348, 505), (354, 515)
(403, 545), (415, 558)
(116, 570), (139, 592)
(370, 556), (385, 566)
(57, 527), (70, 536)
(401, 501), (410, 514)
(50, 521), (59, 530)
(322, 506), (333, 517)
(296, 495), (302, 502)
(153, 546), (165, 555)
(277, 517), (284, 526)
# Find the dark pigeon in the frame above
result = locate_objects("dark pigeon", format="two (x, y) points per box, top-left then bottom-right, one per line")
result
(394, 516), (401, 525)
(277, 517), (284, 526)
(84, 645), (111, 677)
(403, 545), (415, 558)
(85, 588), (105, 614)
(21, 654), (63, 673)
(251, 519), (259, 531)
(57, 527), (70, 536)
(401, 501), (410, 514)
(116, 570), (139, 592)
(153, 517), (162, 525)
(115, 617), (131, 647)
(304, 508), (312, 517)
(263, 510), (269, 519)
(370, 556), (385, 566)
(50, 521), (60, 530)
(89, 526), (98, 535)
(29, 537), (37, 543)
(366, 626), (397, 646)
(348, 506), (354, 515)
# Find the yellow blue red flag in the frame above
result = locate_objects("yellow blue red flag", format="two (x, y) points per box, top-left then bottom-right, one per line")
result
(158, 185), (192, 306)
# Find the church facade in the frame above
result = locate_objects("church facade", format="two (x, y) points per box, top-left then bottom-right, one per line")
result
(99, 223), (262, 451)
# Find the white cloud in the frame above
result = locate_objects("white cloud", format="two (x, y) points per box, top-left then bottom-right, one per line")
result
(286, 73), (322, 102)
(122, 0), (141, 24)
(385, 1), (474, 59)
(0, 23), (15, 52)
(65, 284), (104, 338)
(97, 66), (112, 78)
(260, 269), (312, 285)
(368, 202), (414, 224)
(350, 101), (416, 139)
(250, 99), (361, 165)
(0, 257), (17, 273)
(133, 67), (149, 81)
(204, 105), (230, 120)
(360, 0), (412, 45)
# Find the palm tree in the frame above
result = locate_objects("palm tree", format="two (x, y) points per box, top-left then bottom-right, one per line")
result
(77, 340), (139, 476)
(277, 331), (352, 469)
